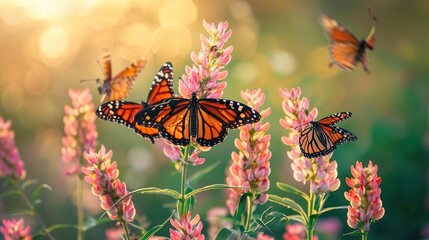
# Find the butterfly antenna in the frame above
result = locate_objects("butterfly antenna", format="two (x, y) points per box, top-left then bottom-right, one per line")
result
(294, 121), (310, 131)
(367, 6), (377, 24)
(80, 78), (99, 83)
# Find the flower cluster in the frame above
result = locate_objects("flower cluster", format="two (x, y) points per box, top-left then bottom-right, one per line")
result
(226, 89), (271, 214)
(0, 218), (32, 240)
(61, 88), (98, 176)
(169, 212), (205, 240)
(283, 223), (318, 240)
(82, 145), (136, 223)
(280, 87), (339, 194)
(179, 20), (232, 99)
(163, 140), (207, 166)
(0, 116), (26, 180)
(206, 207), (231, 239)
(163, 20), (233, 162)
(344, 161), (385, 232)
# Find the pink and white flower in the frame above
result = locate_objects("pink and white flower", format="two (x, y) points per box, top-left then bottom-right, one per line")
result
(344, 161), (385, 232)
(82, 145), (135, 223)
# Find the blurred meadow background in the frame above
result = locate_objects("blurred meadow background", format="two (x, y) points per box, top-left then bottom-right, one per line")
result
(1, 0), (428, 239)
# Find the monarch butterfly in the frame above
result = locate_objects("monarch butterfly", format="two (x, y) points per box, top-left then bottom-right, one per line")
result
(135, 92), (261, 147)
(299, 112), (358, 158)
(96, 50), (147, 103)
(320, 8), (376, 73)
(95, 62), (175, 143)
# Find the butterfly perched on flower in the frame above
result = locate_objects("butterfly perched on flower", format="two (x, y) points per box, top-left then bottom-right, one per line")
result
(299, 112), (358, 158)
(96, 50), (147, 103)
(320, 8), (376, 73)
(135, 91), (261, 147)
(95, 62), (175, 143)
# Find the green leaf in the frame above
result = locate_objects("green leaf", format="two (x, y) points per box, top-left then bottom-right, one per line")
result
(31, 184), (52, 205)
(276, 182), (308, 201)
(264, 211), (289, 223)
(141, 211), (175, 240)
(0, 189), (20, 198)
(185, 184), (238, 199)
(287, 214), (305, 224)
(188, 161), (220, 187)
(253, 218), (271, 233)
(215, 228), (239, 240)
(343, 230), (364, 237)
(134, 187), (181, 199)
(317, 206), (348, 215)
(267, 194), (306, 220)
(21, 179), (39, 190)
(183, 186), (195, 214)
(33, 223), (79, 238)
(233, 193), (249, 227)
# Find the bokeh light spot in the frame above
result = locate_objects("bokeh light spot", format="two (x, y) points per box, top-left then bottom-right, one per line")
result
(152, 23), (192, 59)
(158, 0), (197, 25)
(2, 83), (25, 113)
(232, 61), (257, 84)
(39, 26), (69, 60)
(118, 23), (153, 60)
(270, 50), (296, 76)
(24, 64), (50, 95)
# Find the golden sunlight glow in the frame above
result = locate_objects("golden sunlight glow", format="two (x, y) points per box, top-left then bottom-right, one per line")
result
(39, 26), (69, 60)
(118, 23), (153, 61)
(151, 23), (192, 59)
(24, 64), (50, 95)
(2, 83), (25, 113)
(16, 0), (74, 20)
(158, 0), (197, 25)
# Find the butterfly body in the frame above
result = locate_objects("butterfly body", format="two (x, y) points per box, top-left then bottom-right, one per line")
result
(299, 112), (358, 158)
(96, 62), (175, 143)
(320, 10), (376, 73)
(97, 51), (147, 103)
(136, 92), (261, 147)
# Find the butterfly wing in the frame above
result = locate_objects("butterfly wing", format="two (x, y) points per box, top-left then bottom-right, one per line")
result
(99, 50), (112, 81)
(136, 97), (261, 147)
(299, 112), (358, 158)
(101, 57), (147, 103)
(146, 62), (175, 105)
(317, 112), (352, 126)
(196, 99), (261, 146)
(96, 100), (159, 142)
(320, 14), (361, 71)
(136, 98), (192, 146)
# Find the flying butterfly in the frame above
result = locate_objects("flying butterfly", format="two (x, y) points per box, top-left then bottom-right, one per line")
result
(135, 92), (261, 147)
(320, 8), (376, 73)
(96, 62), (175, 143)
(95, 49), (147, 103)
(299, 112), (358, 158)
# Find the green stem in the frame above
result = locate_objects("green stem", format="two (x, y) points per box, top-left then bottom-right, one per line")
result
(306, 192), (315, 240)
(362, 230), (368, 240)
(244, 192), (255, 231)
(121, 221), (131, 240)
(11, 179), (55, 240)
(77, 176), (84, 240)
(178, 145), (191, 216)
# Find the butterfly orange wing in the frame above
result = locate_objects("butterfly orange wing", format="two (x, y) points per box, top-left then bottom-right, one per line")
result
(299, 112), (358, 158)
(102, 58), (147, 103)
(320, 14), (361, 71)
(96, 62), (175, 143)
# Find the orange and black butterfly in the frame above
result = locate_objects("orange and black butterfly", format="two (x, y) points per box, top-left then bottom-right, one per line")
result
(299, 112), (358, 158)
(320, 8), (376, 73)
(135, 91), (261, 147)
(96, 62), (175, 143)
(96, 50), (147, 103)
